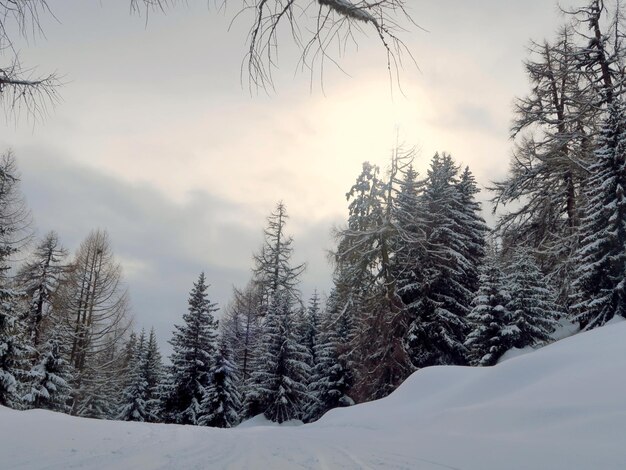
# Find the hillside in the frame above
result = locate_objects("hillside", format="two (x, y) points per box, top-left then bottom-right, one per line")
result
(2, 320), (625, 470)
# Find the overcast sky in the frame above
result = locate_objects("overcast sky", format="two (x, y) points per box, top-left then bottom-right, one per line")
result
(0, 0), (577, 356)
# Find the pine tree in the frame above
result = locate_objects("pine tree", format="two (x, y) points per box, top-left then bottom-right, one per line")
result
(117, 331), (149, 422)
(465, 256), (515, 366)
(73, 345), (120, 419)
(506, 252), (560, 348)
(0, 297), (27, 408)
(199, 338), (242, 428)
(0, 152), (30, 408)
(305, 306), (354, 423)
(161, 273), (219, 425)
(572, 99), (626, 328)
(244, 202), (310, 421)
(142, 328), (163, 422)
(404, 153), (471, 369)
(247, 289), (309, 423)
(456, 167), (488, 294)
(298, 290), (321, 369)
(22, 318), (73, 412)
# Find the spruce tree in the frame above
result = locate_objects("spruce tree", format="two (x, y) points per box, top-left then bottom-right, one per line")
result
(298, 290), (321, 370)
(244, 203), (309, 421)
(247, 289), (309, 423)
(0, 152), (30, 408)
(22, 319), (73, 412)
(0, 297), (27, 408)
(161, 273), (219, 425)
(506, 252), (560, 348)
(404, 153), (471, 369)
(142, 328), (163, 422)
(73, 352), (116, 419)
(198, 338), (242, 428)
(456, 167), (488, 294)
(465, 256), (515, 366)
(117, 331), (149, 422)
(305, 306), (354, 423)
(571, 100), (626, 328)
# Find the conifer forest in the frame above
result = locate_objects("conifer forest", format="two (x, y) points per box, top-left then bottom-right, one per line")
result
(1, 1), (626, 469)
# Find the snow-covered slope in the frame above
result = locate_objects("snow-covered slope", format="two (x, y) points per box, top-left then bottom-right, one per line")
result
(2, 320), (625, 470)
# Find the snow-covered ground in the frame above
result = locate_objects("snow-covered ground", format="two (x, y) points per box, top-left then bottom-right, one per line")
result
(2, 320), (625, 470)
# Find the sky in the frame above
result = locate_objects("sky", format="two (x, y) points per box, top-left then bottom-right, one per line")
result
(0, 0), (578, 356)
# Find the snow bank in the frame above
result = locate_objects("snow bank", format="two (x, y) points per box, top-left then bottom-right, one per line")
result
(2, 321), (625, 469)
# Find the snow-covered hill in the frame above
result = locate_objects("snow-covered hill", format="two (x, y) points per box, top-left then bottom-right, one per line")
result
(2, 320), (625, 470)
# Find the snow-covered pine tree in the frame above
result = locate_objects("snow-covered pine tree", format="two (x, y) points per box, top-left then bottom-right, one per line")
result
(296, 290), (322, 372)
(73, 346), (119, 419)
(247, 288), (309, 423)
(304, 304), (354, 423)
(0, 152), (30, 408)
(221, 282), (262, 386)
(403, 153), (471, 369)
(571, 99), (626, 328)
(506, 251), (560, 348)
(161, 272), (219, 425)
(465, 255), (515, 366)
(142, 327), (163, 422)
(198, 337), (242, 428)
(16, 231), (67, 349)
(244, 202), (309, 421)
(22, 317), (73, 412)
(117, 330), (149, 422)
(456, 167), (488, 294)
(0, 296), (27, 408)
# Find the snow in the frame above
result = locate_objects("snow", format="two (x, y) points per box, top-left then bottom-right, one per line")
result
(2, 321), (626, 469)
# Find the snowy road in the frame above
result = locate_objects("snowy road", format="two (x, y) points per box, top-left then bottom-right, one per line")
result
(2, 321), (626, 470)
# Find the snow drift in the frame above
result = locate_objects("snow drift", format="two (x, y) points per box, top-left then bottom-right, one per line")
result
(2, 320), (625, 469)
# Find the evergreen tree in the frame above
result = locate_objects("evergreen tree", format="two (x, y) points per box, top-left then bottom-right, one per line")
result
(0, 152), (30, 408)
(506, 252), (560, 348)
(244, 202), (309, 421)
(142, 327), (163, 422)
(22, 319), (73, 412)
(404, 153), (471, 369)
(198, 338), (242, 428)
(465, 256), (515, 366)
(247, 289), (309, 423)
(161, 273), (219, 425)
(297, 290), (322, 371)
(117, 331), (149, 422)
(0, 297), (27, 408)
(305, 306), (354, 423)
(456, 167), (488, 294)
(73, 350), (117, 419)
(572, 99), (626, 328)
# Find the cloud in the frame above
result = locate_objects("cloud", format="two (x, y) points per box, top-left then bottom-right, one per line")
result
(15, 146), (335, 357)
